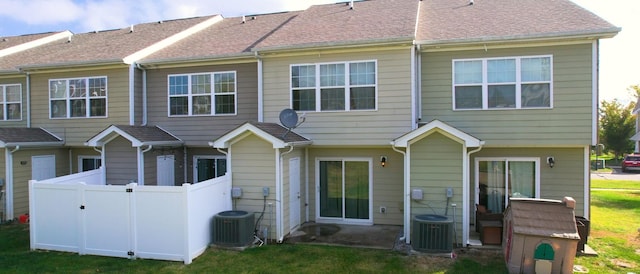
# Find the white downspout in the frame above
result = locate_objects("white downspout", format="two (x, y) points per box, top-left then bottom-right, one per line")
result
(391, 144), (409, 243)
(183, 146), (187, 184)
(277, 145), (294, 243)
(305, 147), (309, 222)
(26, 73), (31, 127)
(256, 51), (264, 122)
(136, 63), (148, 126)
(93, 146), (105, 184)
(465, 143), (483, 246)
(416, 45), (422, 123)
(5, 146), (20, 220)
(410, 44), (417, 130)
(129, 64), (135, 125)
(137, 145), (153, 185)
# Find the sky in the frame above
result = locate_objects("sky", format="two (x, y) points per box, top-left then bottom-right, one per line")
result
(0, 0), (637, 103)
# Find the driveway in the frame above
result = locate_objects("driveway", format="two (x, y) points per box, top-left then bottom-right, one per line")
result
(591, 166), (640, 181)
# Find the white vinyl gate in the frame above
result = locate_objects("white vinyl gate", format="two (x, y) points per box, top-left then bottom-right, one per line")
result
(29, 168), (232, 264)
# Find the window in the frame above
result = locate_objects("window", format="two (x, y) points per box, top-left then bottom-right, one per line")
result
(168, 71), (236, 116)
(291, 61), (376, 112)
(193, 156), (227, 183)
(49, 77), (107, 118)
(453, 56), (552, 110)
(0, 84), (21, 120)
(79, 156), (102, 172)
(476, 158), (540, 213)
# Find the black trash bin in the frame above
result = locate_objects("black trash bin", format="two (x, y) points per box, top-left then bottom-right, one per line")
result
(575, 216), (590, 252)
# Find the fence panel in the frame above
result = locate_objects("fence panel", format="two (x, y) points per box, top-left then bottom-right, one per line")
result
(82, 184), (132, 258)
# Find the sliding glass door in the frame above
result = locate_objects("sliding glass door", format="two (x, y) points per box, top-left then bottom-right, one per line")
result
(476, 158), (539, 213)
(317, 158), (371, 223)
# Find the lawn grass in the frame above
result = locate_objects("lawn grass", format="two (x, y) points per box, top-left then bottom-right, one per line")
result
(592, 178), (640, 190)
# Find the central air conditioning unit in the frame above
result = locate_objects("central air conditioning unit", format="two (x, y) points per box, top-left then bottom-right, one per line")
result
(411, 214), (454, 253)
(212, 210), (254, 247)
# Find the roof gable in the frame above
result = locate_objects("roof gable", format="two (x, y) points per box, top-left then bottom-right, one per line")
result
(211, 121), (311, 149)
(392, 119), (483, 147)
(85, 125), (183, 147)
(417, 0), (619, 45)
(0, 127), (64, 148)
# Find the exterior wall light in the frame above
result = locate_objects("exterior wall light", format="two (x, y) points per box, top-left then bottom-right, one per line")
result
(380, 156), (387, 167)
(547, 157), (555, 168)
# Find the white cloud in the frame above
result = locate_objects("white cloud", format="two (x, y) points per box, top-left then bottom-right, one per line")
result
(0, 0), (83, 25)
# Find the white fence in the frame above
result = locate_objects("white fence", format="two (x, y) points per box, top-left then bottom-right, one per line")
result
(29, 168), (232, 264)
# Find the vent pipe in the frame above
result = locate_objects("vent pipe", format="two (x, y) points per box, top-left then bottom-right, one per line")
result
(349, 1), (354, 9)
(129, 24), (134, 33)
(242, 16), (246, 23)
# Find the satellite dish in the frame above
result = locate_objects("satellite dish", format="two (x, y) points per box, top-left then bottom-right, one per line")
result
(279, 108), (299, 129)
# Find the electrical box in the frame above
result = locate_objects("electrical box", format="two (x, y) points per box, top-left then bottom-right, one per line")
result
(231, 187), (242, 198)
(262, 187), (270, 197)
(446, 187), (453, 198)
(411, 188), (423, 200)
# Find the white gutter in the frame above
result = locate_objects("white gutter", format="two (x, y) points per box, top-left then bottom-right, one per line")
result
(277, 145), (295, 243)
(4, 146), (20, 220)
(391, 144), (408, 243)
(26, 73), (31, 127)
(256, 51), (264, 122)
(137, 145), (153, 185)
(464, 143), (484, 246)
(129, 64), (135, 125)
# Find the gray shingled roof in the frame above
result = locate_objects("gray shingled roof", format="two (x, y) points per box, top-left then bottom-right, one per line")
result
(0, 32), (60, 51)
(105, 125), (182, 143)
(507, 198), (580, 240)
(417, 0), (619, 44)
(0, 127), (64, 147)
(0, 16), (216, 71)
(140, 12), (300, 65)
(248, 121), (310, 144)
(254, 0), (419, 51)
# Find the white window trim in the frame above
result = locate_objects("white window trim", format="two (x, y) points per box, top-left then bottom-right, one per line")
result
(192, 155), (226, 183)
(78, 155), (101, 172)
(473, 157), (541, 210)
(452, 55), (553, 110)
(314, 157), (373, 225)
(290, 60), (378, 112)
(167, 71), (238, 117)
(48, 76), (108, 119)
(0, 83), (22, 121)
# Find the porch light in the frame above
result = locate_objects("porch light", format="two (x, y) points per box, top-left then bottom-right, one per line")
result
(547, 157), (555, 168)
(380, 156), (387, 167)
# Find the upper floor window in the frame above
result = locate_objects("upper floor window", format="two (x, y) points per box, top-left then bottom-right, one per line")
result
(453, 56), (552, 110)
(49, 77), (107, 118)
(291, 60), (377, 112)
(0, 84), (21, 120)
(168, 71), (236, 116)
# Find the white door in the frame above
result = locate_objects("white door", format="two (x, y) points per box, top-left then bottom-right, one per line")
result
(32, 155), (56, 180)
(289, 157), (301, 230)
(157, 155), (175, 186)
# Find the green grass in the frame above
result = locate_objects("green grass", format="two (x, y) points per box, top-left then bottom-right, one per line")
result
(574, 183), (640, 273)
(0, 223), (506, 274)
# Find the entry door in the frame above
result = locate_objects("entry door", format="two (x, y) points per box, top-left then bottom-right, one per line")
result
(32, 155), (56, 180)
(317, 159), (371, 224)
(157, 155), (175, 186)
(289, 157), (301, 230)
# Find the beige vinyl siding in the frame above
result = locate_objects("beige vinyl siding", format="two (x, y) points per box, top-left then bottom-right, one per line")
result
(29, 67), (132, 146)
(0, 76), (28, 127)
(134, 68), (143, 125)
(470, 147), (587, 216)
(12, 148), (69, 216)
(409, 132), (463, 243)
(308, 147), (403, 225)
(145, 63), (259, 146)
(421, 43), (594, 146)
(262, 47), (413, 146)
(230, 134), (276, 239)
(104, 136), (137, 185)
(142, 148), (185, 186)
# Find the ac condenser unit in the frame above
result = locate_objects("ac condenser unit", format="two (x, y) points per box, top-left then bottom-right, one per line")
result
(212, 210), (254, 247)
(411, 214), (454, 253)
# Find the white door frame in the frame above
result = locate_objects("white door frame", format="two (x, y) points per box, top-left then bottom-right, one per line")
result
(315, 157), (373, 225)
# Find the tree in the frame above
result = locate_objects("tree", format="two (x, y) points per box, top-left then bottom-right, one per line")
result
(599, 98), (635, 159)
